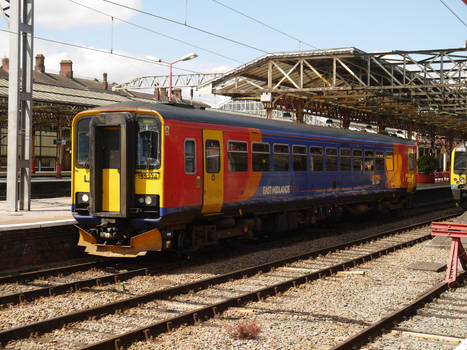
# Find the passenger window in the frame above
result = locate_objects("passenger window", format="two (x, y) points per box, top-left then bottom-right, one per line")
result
(364, 150), (374, 171)
(375, 151), (385, 171)
(310, 146), (323, 172)
(326, 148), (338, 171)
(340, 148), (351, 171)
(252, 142), (270, 172)
(184, 139), (196, 174)
(227, 140), (248, 172)
(205, 140), (220, 173)
(273, 144), (289, 172)
(293, 145), (307, 171)
(385, 151), (394, 171)
(353, 150), (363, 171)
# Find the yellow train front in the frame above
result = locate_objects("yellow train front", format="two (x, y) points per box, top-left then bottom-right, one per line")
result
(72, 101), (416, 258)
(451, 143), (467, 208)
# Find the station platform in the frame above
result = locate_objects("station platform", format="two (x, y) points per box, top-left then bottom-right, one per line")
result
(0, 197), (74, 230)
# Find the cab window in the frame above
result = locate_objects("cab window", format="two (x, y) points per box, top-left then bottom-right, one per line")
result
(136, 116), (161, 169)
(76, 117), (90, 168)
(454, 151), (467, 173)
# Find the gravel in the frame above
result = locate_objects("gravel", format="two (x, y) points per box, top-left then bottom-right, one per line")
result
(5, 225), (456, 349)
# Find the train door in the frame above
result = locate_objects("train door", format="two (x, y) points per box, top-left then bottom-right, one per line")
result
(202, 129), (224, 214)
(407, 147), (416, 191)
(98, 126), (121, 212)
(89, 113), (135, 217)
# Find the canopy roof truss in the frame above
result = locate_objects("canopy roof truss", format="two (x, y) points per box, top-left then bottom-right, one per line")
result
(112, 72), (224, 91)
(210, 47), (467, 138)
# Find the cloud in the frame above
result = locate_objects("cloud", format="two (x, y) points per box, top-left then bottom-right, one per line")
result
(36, 0), (142, 30)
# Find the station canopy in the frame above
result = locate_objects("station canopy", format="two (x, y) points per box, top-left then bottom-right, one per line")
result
(209, 47), (467, 139)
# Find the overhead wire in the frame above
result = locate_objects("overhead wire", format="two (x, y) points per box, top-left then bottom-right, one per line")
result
(210, 0), (319, 50)
(439, 0), (467, 27)
(0, 27), (200, 74)
(67, 0), (243, 64)
(102, 0), (270, 54)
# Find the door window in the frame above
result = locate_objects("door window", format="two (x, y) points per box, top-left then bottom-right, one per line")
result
(205, 140), (220, 173)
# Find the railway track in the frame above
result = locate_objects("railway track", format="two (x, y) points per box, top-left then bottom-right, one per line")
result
(334, 274), (467, 350)
(0, 209), (461, 349)
(0, 200), (456, 306)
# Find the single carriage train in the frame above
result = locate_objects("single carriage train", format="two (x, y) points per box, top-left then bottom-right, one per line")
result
(451, 143), (467, 208)
(71, 102), (416, 257)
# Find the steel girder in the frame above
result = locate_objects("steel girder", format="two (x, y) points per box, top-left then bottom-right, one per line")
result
(209, 47), (467, 138)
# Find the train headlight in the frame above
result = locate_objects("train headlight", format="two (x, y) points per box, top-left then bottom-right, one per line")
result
(460, 177), (466, 184)
(135, 195), (158, 207)
(145, 195), (153, 205)
(76, 192), (91, 207)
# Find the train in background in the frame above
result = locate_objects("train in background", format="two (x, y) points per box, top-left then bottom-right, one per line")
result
(451, 143), (467, 208)
(71, 101), (416, 257)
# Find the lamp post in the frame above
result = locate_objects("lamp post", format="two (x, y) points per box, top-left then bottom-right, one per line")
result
(155, 52), (198, 102)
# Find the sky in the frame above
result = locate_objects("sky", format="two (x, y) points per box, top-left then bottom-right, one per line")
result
(0, 0), (466, 103)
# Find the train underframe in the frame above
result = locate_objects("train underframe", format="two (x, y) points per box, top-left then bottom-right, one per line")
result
(76, 191), (413, 257)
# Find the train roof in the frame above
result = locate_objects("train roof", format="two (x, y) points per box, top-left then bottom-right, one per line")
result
(87, 101), (414, 145)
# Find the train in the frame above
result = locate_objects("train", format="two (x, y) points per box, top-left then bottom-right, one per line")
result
(71, 101), (416, 257)
(451, 143), (467, 208)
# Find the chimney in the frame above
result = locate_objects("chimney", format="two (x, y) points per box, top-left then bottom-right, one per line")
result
(154, 88), (160, 100)
(173, 88), (182, 101)
(160, 87), (167, 101)
(2, 57), (9, 71)
(59, 60), (73, 78)
(35, 54), (45, 73)
(102, 72), (108, 90)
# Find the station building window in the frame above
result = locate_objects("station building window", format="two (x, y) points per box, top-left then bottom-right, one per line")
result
(252, 142), (270, 172)
(0, 128), (7, 169)
(292, 145), (307, 171)
(325, 147), (338, 171)
(205, 140), (220, 173)
(340, 148), (351, 171)
(273, 144), (289, 172)
(35, 130), (58, 171)
(227, 140), (248, 172)
(184, 139), (196, 174)
(310, 146), (323, 172)
(375, 151), (385, 171)
(353, 149), (363, 171)
(385, 151), (394, 171)
(364, 150), (374, 171)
